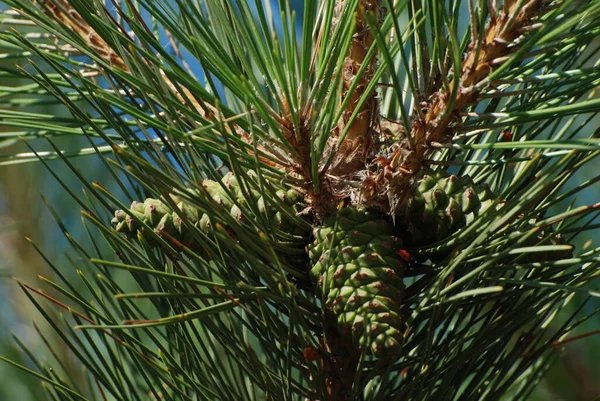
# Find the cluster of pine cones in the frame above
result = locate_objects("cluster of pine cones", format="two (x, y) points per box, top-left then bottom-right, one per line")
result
(110, 167), (529, 359)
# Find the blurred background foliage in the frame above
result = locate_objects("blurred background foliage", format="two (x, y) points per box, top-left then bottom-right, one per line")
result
(0, 1), (598, 400)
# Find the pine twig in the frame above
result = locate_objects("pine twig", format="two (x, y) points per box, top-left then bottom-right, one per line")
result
(379, 0), (549, 211)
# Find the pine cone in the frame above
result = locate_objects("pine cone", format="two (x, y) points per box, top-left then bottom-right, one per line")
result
(400, 168), (495, 246)
(400, 169), (574, 263)
(308, 208), (406, 358)
(111, 173), (303, 251)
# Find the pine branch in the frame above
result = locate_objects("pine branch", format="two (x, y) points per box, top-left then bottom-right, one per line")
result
(379, 0), (557, 211)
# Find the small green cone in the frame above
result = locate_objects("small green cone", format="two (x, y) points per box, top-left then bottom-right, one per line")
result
(111, 173), (304, 251)
(400, 168), (496, 246)
(308, 208), (406, 358)
(398, 169), (575, 265)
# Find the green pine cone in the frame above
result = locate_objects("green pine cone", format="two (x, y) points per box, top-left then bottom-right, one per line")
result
(308, 208), (406, 358)
(399, 169), (574, 262)
(111, 172), (303, 251)
(401, 168), (496, 246)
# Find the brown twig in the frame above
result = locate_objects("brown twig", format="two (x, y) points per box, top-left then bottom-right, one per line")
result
(329, 1), (385, 174)
(337, 1), (382, 144)
(320, 321), (360, 401)
(33, 0), (129, 70)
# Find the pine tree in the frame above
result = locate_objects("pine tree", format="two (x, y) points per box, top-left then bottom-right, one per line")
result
(1, 0), (600, 400)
